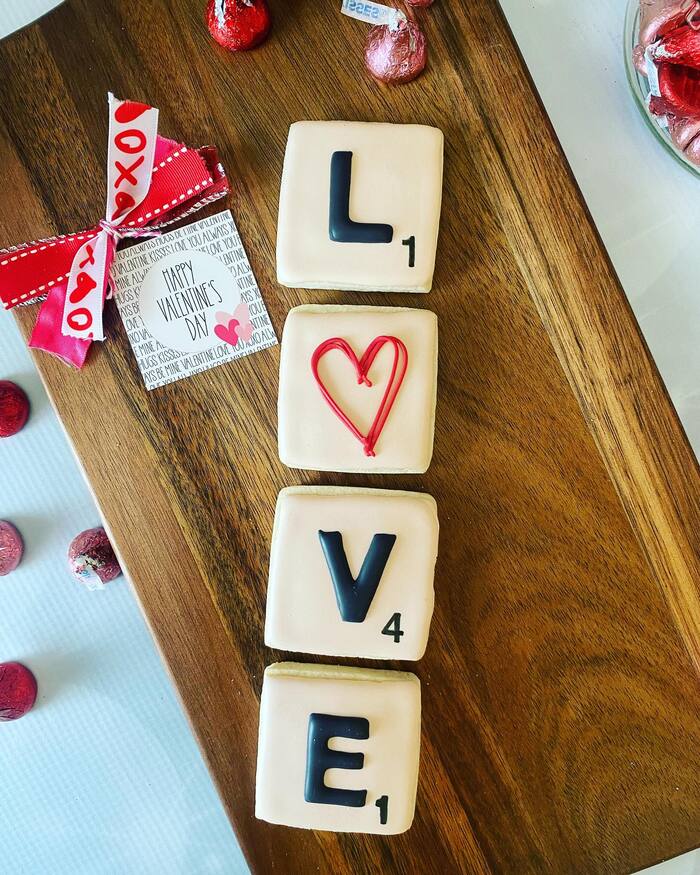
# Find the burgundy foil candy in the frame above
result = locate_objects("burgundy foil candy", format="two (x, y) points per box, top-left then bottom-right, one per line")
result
(68, 526), (122, 589)
(364, 18), (427, 84)
(206, 0), (271, 52)
(0, 380), (29, 438)
(0, 521), (24, 577)
(0, 662), (37, 721)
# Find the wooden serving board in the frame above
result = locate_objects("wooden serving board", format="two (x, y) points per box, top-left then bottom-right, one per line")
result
(2, 1), (700, 872)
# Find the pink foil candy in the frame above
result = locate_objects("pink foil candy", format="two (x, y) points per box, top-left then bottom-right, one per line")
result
(0, 662), (37, 721)
(364, 17), (427, 84)
(0, 521), (23, 576)
(68, 526), (122, 590)
(637, 0), (686, 61)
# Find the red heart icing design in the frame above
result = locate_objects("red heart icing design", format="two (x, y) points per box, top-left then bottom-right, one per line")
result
(214, 318), (240, 346)
(311, 335), (408, 457)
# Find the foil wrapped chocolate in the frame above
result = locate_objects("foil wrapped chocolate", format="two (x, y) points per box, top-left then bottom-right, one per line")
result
(0, 662), (37, 722)
(635, 0), (700, 164)
(0, 521), (23, 577)
(206, 0), (271, 52)
(365, 17), (427, 84)
(68, 526), (122, 590)
(0, 380), (29, 438)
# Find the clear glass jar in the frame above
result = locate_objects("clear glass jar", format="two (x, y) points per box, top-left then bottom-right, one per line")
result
(624, 0), (700, 177)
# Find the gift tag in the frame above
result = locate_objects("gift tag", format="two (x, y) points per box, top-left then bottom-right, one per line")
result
(112, 210), (277, 390)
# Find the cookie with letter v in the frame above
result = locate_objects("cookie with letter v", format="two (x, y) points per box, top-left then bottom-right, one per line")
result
(266, 486), (438, 659)
(278, 305), (438, 473)
(255, 663), (421, 834)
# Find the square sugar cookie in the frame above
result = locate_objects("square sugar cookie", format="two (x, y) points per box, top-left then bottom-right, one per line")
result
(277, 121), (444, 293)
(266, 486), (438, 660)
(278, 305), (438, 473)
(255, 663), (421, 834)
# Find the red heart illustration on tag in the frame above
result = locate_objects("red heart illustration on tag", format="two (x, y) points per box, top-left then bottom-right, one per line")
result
(214, 318), (240, 347)
(311, 335), (408, 457)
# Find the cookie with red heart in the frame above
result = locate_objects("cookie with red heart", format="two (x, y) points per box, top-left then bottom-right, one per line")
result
(278, 304), (438, 474)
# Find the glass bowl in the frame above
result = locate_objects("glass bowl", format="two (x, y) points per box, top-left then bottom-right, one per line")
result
(624, 0), (700, 177)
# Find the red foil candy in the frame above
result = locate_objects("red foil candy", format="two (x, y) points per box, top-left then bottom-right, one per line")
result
(206, 0), (271, 52)
(406, 0), (434, 6)
(68, 526), (122, 590)
(365, 18), (427, 84)
(0, 521), (24, 577)
(658, 61), (700, 117)
(636, 3), (700, 162)
(0, 662), (37, 721)
(0, 380), (29, 438)
(656, 24), (700, 69)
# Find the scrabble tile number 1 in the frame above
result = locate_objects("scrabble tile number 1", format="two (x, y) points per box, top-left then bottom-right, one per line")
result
(402, 236), (416, 268)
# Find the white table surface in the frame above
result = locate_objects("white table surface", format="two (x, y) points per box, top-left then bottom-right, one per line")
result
(2, 1), (699, 873)
(0, 321), (248, 874)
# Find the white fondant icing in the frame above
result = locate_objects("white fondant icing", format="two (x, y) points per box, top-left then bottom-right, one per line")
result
(276, 121), (444, 293)
(278, 304), (438, 474)
(266, 486), (438, 659)
(255, 662), (421, 834)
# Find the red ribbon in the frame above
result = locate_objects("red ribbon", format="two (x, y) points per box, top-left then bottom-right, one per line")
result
(0, 110), (228, 368)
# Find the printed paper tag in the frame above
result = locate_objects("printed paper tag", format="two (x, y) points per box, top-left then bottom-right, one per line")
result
(340, 0), (404, 28)
(112, 210), (277, 390)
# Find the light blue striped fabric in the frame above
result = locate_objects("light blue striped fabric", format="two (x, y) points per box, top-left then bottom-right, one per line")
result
(0, 316), (248, 874)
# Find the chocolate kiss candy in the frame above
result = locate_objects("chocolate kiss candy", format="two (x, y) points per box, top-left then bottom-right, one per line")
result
(206, 0), (271, 52)
(655, 24), (700, 70)
(0, 380), (29, 438)
(0, 662), (37, 721)
(364, 17), (427, 84)
(658, 61), (700, 118)
(68, 526), (122, 590)
(0, 521), (24, 577)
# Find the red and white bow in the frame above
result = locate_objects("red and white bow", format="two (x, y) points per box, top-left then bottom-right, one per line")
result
(0, 93), (229, 367)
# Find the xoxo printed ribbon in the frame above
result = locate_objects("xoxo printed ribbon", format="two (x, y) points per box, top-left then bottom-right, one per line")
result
(0, 93), (229, 368)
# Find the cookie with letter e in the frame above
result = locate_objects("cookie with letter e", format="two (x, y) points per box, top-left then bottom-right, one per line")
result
(255, 663), (421, 834)
(276, 121), (444, 292)
(266, 486), (438, 659)
(278, 305), (438, 473)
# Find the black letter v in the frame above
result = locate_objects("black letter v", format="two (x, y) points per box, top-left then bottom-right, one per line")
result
(318, 530), (397, 623)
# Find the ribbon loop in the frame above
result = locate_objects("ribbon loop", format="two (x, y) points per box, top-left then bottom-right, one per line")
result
(0, 94), (229, 368)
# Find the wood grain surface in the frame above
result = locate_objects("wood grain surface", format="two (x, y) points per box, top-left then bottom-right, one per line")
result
(1, 1), (700, 873)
